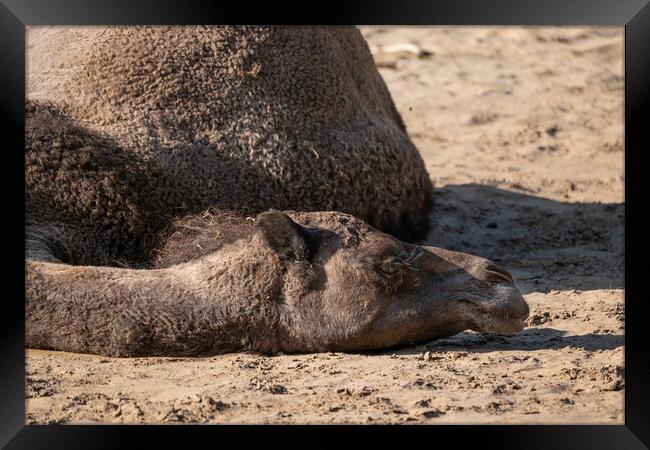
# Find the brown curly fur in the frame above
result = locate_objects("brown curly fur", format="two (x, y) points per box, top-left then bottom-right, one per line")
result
(26, 26), (433, 267)
(152, 209), (255, 268)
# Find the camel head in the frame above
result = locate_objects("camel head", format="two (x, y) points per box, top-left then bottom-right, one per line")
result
(256, 210), (530, 353)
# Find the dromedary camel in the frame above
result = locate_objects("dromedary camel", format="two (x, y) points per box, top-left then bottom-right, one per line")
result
(25, 26), (529, 357)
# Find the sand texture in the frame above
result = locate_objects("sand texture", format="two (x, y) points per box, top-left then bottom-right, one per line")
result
(26, 26), (624, 424)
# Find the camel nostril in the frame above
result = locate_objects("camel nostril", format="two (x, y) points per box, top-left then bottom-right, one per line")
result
(482, 263), (515, 284)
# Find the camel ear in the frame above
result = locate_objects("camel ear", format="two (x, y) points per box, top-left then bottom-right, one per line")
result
(255, 210), (309, 261)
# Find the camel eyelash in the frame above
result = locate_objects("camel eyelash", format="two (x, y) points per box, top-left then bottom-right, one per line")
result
(375, 248), (423, 277)
(396, 248), (424, 270)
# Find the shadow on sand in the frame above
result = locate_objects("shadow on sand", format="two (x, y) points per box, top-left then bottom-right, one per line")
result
(372, 328), (624, 355)
(424, 184), (624, 294)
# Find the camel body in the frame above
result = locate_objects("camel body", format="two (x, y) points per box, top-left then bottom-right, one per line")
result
(25, 27), (528, 357)
(26, 26), (431, 266)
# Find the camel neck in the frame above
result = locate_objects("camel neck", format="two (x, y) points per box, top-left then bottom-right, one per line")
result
(169, 242), (286, 354)
(25, 241), (285, 357)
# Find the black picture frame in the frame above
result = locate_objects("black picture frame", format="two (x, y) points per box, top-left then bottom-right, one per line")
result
(2, 0), (648, 448)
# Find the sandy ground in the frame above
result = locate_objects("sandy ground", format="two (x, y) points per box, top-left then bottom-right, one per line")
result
(25, 26), (624, 424)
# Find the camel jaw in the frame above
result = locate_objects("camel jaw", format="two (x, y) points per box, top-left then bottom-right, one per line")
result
(455, 287), (529, 335)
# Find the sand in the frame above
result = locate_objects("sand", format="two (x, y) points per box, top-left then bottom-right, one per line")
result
(25, 26), (624, 424)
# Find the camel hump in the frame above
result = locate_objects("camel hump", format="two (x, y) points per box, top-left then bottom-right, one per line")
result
(27, 26), (403, 149)
(26, 26), (432, 265)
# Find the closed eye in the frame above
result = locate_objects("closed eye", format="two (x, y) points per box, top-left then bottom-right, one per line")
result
(377, 249), (422, 276)
(378, 258), (400, 275)
(396, 247), (423, 270)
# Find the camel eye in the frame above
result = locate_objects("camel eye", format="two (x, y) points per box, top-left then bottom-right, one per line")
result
(378, 258), (401, 276)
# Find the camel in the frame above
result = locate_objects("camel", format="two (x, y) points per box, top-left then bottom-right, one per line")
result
(25, 26), (529, 357)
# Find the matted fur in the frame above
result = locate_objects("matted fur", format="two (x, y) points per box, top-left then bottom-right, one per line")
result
(151, 208), (375, 268)
(152, 209), (255, 268)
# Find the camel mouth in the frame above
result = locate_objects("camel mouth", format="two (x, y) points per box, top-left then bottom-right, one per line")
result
(476, 314), (527, 335)
(457, 288), (529, 335)
(468, 307), (527, 334)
